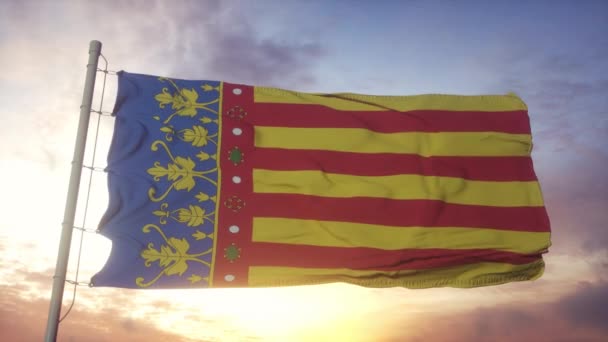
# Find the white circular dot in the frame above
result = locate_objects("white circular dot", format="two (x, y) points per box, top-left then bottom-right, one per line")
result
(232, 88), (242, 95)
(232, 127), (243, 136)
(232, 176), (242, 184)
(224, 274), (235, 282)
(229, 225), (240, 233)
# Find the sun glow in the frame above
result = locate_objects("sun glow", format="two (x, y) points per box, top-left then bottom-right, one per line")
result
(135, 284), (393, 341)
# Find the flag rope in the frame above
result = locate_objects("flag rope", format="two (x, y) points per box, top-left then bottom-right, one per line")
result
(90, 109), (113, 116)
(82, 165), (106, 172)
(58, 52), (113, 323)
(45, 40), (102, 342)
(72, 226), (99, 233)
(65, 279), (93, 287)
(96, 67), (118, 75)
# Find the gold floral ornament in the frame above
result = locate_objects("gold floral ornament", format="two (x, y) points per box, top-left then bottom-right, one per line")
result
(136, 224), (212, 288)
(192, 230), (214, 241)
(201, 84), (220, 92)
(154, 77), (219, 124)
(153, 203), (216, 227)
(181, 125), (217, 147)
(146, 140), (217, 202)
(195, 192), (217, 203)
(196, 151), (217, 162)
(200, 117), (219, 124)
(188, 274), (208, 284)
(159, 125), (218, 147)
(159, 125), (176, 141)
(177, 206), (208, 226)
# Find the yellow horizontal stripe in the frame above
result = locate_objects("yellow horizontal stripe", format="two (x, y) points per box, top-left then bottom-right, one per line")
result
(248, 260), (544, 288)
(254, 127), (531, 157)
(253, 170), (544, 207)
(253, 218), (550, 254)
(254, 87), (527, 112)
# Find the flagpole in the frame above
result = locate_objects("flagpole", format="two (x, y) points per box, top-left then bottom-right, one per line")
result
(44, 40), (102, 342)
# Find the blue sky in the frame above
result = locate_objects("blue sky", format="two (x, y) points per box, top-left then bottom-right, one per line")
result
(0, 1), (606, 341)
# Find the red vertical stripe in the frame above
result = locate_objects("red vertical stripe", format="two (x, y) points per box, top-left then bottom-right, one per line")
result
(214, 83), (255, 287)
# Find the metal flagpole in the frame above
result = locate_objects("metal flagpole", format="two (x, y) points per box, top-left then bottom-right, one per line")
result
(44, 40), (102, 342)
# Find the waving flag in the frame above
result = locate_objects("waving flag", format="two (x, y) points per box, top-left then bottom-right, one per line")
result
(92, 71), (550, 289)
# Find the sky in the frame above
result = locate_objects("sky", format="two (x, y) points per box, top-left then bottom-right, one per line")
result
(0, 0), (607, 341)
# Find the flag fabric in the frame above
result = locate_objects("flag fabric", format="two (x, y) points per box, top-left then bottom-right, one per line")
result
(91, 71), (551, 289)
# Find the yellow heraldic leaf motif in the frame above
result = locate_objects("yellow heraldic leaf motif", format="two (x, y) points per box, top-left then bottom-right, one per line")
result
(176, 205), (205, 227)
(196, 192), (210, 202)
(195, 192), (217, 203)
(147, 158), (196, 200)
(196, 152), (210, 161)
(159, 126), (175, 141)
(172, 157), (196, 191)
(160, 126), (174, 133)
(188, 274), (203, 284)
(174, 204), (215, 227)
(154, 78), (220, 124)
(181, 88), (199, 103)
(154, 88), (174, 108)
(147, 140), (218, 202)
(136, 224), (213, 288)
(153, 203), (170, 224)
(201, 84), (218, 92)
(164, 238), (190, 276)
(196, 152), (217, 161)
(154, 87), (197, 118)
(152, 203), (216, 227)
(173, 88), (198, 117)
(180, 126), (210, 147)
(192, 230), (214, 240)
(140, 238), (189, 281)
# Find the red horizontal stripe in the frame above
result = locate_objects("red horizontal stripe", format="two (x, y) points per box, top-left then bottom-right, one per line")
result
(248, 242), (541, 271)
(250, 194), (551, 232)
(252, 148), (538, 181)
(250, 103), (531, 134)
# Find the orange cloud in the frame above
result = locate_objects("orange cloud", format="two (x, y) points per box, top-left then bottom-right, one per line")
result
(383, 281), (608, 342)
(0, 285), (196, 342)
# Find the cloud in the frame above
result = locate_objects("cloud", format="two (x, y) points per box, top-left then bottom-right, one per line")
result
(109, 1), (325, 87)
(0, 0), (325, 166)
(385, 281), (608, 342)
(472, 37), (608, 255)
(198, 32), (323, 87)
(0, 286), (198, 342)
(557, 281), (608, 331)
(537, 156), (608, 254)
(17, 268), (53, 285)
